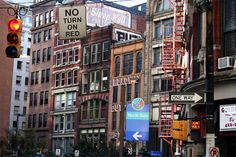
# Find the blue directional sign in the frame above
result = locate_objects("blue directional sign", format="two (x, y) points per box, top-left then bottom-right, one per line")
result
(126, 98), (149, 141)
(150, 151), (162, 156)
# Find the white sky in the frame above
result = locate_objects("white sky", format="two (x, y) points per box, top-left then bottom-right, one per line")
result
(7, 0), (147, 7)
(107, 0), (147, 7)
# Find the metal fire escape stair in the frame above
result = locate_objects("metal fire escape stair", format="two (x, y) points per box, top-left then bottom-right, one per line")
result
(159, 0), (187, 146)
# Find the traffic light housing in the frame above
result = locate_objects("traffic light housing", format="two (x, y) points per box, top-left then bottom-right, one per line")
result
(172, 120), (188, 141)
(5, 18), (22, 58)
(190, 120), (201, 141)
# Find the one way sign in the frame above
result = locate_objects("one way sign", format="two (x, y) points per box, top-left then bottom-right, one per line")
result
(169, 92), (204, 104)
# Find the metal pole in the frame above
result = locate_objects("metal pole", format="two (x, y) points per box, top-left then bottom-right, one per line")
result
(135, 142), (139, 157)
(119, 85), (126, 157)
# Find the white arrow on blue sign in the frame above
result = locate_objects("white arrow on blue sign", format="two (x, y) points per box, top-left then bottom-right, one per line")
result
(126, 98), (149, 141)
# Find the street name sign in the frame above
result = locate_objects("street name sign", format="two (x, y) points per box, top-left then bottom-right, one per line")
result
(59, 5), (87, 40)
(169, 92), (204, 104)
(126, 98), (149, 141)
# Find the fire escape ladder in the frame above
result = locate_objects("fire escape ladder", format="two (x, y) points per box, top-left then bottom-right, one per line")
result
(159, 0), (186, 149)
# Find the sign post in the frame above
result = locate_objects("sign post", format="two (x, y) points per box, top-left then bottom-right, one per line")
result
(169, 92), (204, 104)
(58, 5), (87, 40)
(126, 98), (149, 156)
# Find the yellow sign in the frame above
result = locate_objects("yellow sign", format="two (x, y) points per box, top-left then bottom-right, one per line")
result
(172, 120), (188, 141)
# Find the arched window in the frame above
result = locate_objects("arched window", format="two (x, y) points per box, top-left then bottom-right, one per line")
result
(136, 52), (142, 73)
(115, 56), (120, 77)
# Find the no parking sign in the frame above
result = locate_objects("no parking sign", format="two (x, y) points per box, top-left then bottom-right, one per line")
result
(209, 147), (219, 157)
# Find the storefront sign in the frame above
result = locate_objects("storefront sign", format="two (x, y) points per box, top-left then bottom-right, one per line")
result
(110, 75), (140, 86)
(220, 104), (236, 131)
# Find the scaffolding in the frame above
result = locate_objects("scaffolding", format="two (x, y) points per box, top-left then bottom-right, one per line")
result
(158, 0), (187, 151)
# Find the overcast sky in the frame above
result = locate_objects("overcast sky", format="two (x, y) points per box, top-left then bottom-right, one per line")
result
(7, 0), (147, 7)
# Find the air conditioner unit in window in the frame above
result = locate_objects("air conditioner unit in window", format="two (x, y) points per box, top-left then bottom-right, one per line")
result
(218, 57), (235, 70)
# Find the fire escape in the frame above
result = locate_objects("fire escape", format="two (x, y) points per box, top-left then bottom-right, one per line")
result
(158, 0), (187, 149)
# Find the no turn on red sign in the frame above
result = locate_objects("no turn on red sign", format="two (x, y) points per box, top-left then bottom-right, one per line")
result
(58, 5), (87, 40)
(209, 147), (220, 157)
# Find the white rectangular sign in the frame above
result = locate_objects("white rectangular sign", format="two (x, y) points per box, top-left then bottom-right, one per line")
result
(220, 104), (236, 131)
(59, 5), (87, 40)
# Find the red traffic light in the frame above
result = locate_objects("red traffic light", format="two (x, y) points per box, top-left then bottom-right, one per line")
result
(8, 19), (21, 31)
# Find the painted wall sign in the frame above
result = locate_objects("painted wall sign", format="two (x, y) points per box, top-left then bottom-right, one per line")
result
(86, 3), (131, 28)
(59, 5), (87, 39)
(220, 104), (236, 131)
(110, 75), (141, 86)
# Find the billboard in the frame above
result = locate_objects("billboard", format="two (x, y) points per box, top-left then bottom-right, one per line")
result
(86, 3), (131, 28)
(220, 104), (236, 131)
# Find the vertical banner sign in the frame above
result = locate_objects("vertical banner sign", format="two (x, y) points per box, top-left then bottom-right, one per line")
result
(58, 5), (87, 40)
(126, 98), (149, 141)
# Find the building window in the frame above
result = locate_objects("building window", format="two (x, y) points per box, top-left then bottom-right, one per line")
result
(61, 72), (65, 86)
(66, 114), (74, 130)
(54, 115), (64, 132)
(15, 91), (20, 100)
(67, 71), (72, 85)
(48, 29), (52, 39)
(29, 93), (33, 106)
(44, 30), (48, 41)
(223, 0), (236, 56)
(45, 12), (49, 24)
(14, 106), (19, 115)
(55, 93), (66, 110)
(24, 92), (27, 101)
(102, 41), (110, 61)
(73, 70), (78, 84)
(42, 48), (46, 62)
(136, 52), (142, 73)
(50, 10), (54, 22)
(38, 32), (41, 43)
(33, 33), (37, 44)
(135, 81), (140, 98)
(26, 62), (30, 72)
(27, 48), (31, 56)
(56, 52), (60, 66)
(155, 21), (161, 39)
(17, 61), (22, 70)
(156, 0), (171, 12)
(55, 73), (59, 87)
(123, 54), (133, 75)
(35, 71), (39, 84)
(91, 43), (101, 63)
(83, 46), (90, 65)
(35, 15), (39, 27)
(33, 114), (36, 128)
(101, 69), (108, 91)
(38, 113), (42, 128)
(36, 50), (40, 63)
(113, 86), (118, 103)
(82, 73), (88, 94)
(67, 92), (76, 108)
(89, 71), (100, 93)
(163, 18), (173, 38)
(74, 48), (79, 62)
(41, 70), (45, 83)
(115, 56), (120, 77)
(31, 72), (35, 85)
(153, 48), (161, 66)
(32, 51), (36, 64)
(16, 76), (22, 85)
(28, 115), (32, 128)
(39, 14), (43, 26)
(62, 51), (66, 64)
(153, 77), (160, 92)
(47, 47), (51, 61)
(40, 91), (44, 105)
(23, 107), (26, 115)
(44, 91), (48, 105)
(43, 113), (47, 127)
(81, 100), (105, 120)
(127, 84), (132, 101)
(25, 77), (29, 85)
(34, 92), (38, 106)
(68, 49), (73, 63)
(46, 69), (50, 83)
